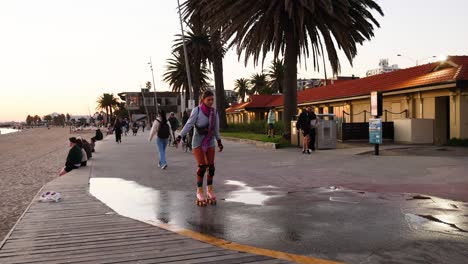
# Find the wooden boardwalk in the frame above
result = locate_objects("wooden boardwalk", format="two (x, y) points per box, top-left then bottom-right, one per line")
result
(0, 165), (291, 264)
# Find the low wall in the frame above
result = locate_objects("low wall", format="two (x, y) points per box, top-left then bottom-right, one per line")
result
(394, 119), (434, 144)
(340, 122), (394, 141)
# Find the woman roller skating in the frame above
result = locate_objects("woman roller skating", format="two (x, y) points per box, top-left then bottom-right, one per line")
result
(177, 91), (223, 206)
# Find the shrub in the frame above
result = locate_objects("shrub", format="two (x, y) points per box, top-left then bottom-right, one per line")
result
(223, 121), (285, 135)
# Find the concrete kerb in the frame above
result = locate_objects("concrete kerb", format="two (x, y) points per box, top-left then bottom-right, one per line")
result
(223, 136), (279, 150)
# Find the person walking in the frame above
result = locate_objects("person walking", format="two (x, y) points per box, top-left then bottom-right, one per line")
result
(309, 108), (318, 152)
(122, 118), (129, 136)
(149, 109), (172, 169)
(177, 91), (224, 207)
(132, 121), (139, 136)
(296, 106), (313, 154)
(182, 110), (189, 127)
(168, 112), (180, 146)
(141, 120), (146, 132)
(113, 119), (123, 144)
(267, 107), (276, 137)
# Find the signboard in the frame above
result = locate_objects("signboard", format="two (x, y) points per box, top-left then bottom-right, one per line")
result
(370, 91), (383, 117)
(369, 118), (382, 144)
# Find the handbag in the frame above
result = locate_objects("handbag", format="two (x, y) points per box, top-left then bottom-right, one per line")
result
(195, 107), (209, 135)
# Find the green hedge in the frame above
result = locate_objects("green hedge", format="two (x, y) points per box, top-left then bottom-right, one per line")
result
(223, 121), (285, 135)
(447, 138), (468, 147)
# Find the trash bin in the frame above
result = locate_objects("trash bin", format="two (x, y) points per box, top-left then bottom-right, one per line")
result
(291, 120), (301, 147)
(316, 114), (337, 149)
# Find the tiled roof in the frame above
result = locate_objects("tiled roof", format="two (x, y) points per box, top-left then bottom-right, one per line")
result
(244, 95), (282, 108)
(226, 56), (468, 113)
(297, 56), (468, 104)
(226, 102), (249, 113)
(226, 95), (281, 113)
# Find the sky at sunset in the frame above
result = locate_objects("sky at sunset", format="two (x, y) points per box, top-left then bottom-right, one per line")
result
(0, 0), (467, 122)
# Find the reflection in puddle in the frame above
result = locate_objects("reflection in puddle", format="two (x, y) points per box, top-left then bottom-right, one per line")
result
(224, 180), (282, 205)
(89, 178), (162, 221)
(405, 213), (468, 236)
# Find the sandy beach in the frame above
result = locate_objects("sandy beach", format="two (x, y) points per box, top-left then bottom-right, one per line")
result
(0, 127), (94, 241)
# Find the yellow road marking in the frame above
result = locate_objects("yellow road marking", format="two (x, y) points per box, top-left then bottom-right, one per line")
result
(145, 220), (343, 264)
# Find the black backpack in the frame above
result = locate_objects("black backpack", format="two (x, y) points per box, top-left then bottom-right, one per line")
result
(156, 120), (170, 139)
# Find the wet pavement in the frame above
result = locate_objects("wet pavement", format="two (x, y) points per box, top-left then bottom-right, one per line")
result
(89, 132), (468, 264)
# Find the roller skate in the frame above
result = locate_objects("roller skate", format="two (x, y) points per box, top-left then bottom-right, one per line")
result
(196, 188), (207, 207)
(206, 185), (217, 205)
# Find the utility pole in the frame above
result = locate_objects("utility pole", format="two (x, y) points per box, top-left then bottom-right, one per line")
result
(177, 0), (194, 109)
(148, 57), (159, 115)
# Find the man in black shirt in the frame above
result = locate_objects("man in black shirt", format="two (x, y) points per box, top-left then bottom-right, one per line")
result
(168, 112), (179, 146)
(59, 137), (83, 176)
(296, 106), (315, 154)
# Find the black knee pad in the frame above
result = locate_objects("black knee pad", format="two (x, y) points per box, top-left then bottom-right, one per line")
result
(208, 164), (215, 177)
(197, 165), (207, 177)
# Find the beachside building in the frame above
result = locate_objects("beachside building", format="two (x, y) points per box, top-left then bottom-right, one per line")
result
(226, 56), (468, 144)
(118, 89), (181, 122)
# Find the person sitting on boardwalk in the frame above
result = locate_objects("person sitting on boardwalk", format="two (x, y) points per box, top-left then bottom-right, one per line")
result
(75, 139), (88, 167)
(90, 138), (96, 153)
(177, 90), (224, 207)
(59, 137), (82, 176)
(80, 138), (93, 160)
(93, 128), (103, 141)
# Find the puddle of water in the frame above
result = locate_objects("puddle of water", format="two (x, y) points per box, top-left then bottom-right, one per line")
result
(89, 178), (162, 221)
(329, 197), (359, 204)
(405, 213), (468, 235)
(224, 180), (282, 205)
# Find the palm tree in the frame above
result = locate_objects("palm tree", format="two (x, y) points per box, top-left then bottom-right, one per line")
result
(96, 93), (120, 124)
(182, 2), (228, 128)
(184, 0), (383, 133)
(250, 73), (271, 95)
(234, 78), (250, 103)
(163, 51), (210, 108)
(172, 22), (212, 103)
(267, 59), (285, 94)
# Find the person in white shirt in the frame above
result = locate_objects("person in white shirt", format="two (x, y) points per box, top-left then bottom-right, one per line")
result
(267, 107), (276, 138)
(148, 109), (172, 169)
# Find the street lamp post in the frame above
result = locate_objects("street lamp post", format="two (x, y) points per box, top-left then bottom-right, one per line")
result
(148, 57), (159, 118)
(397, 54), (436, 66)
(176, 0), (194, 110)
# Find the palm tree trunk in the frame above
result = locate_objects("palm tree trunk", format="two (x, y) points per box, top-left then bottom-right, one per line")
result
(282, 29), (299, 135)
(105, 107), (110, 125)
(211, 30), (227, 129)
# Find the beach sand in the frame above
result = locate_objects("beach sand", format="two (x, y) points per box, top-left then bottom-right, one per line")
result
(0, 127), (94, 241)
